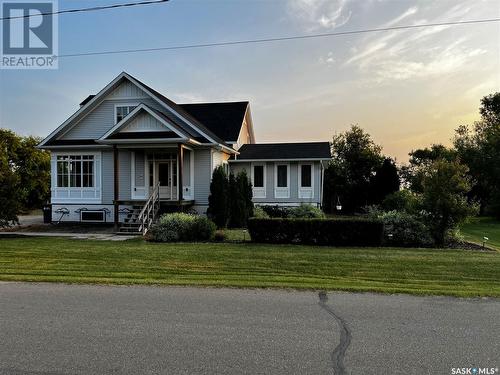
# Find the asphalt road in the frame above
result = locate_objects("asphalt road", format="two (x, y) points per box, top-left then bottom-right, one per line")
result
(0, 283), (498, 375)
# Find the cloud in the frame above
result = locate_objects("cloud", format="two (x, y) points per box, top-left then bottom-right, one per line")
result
(288, 0), (352, 30)
(319, 51), (336, 66)
(343, 1), (490, 82)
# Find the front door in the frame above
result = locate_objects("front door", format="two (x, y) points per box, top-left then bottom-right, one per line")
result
(156, 161), (177, 200)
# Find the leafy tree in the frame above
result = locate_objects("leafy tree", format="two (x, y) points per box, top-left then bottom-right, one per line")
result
(370, 158), (400, 204)
(0, 129), (50, 215)
(207, 166), (229, 228)
(0, 152), (20, 227)
(454, 92), (500, 216)
(324, 125), (385, 213)
(402, 144), (457, 193)
(420, 159), (477, 245)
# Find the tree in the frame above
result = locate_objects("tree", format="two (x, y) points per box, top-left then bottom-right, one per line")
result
(0, 152), (20, 227)
(370, 158), (400, 204)
(402, 144), (457, 193)
(0, 129), (50, 215)
(207, 166), (229, 228)
(420, 159), (477, 245)
(228, 171), (254, 228)
(454, 92), (500, 216)
(324, 125), (385, 213)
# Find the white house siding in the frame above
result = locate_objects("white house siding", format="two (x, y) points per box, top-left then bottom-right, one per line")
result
(193, 148), (212, 214)
(101, 151), (114, 204)
(229, 161), (322, 206)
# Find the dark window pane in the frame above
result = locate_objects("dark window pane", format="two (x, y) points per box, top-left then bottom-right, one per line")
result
(301, 165), (311, 187)
(253, 165), (264, 187)
(158, 163), (169, 186)
(277, 165), (287, 187)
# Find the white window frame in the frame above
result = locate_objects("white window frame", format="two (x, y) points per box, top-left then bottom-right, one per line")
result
(114, 103), (138, 124)
(274, 163), (290, 199)
(51, 151), (102, 204)
(251, 162), (266, 199)
(298, 163), (314, 199)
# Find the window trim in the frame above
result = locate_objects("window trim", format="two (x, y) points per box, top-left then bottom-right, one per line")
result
(56, 154), (95, 189)
(51, 151), (102, 204)
(298, 162), (314, 199)
(114, 103), (139, 124)
(251, 162), (266, 198)
(274, 163), (290, 199)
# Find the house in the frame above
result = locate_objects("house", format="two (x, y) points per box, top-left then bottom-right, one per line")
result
(39, 72), (331, 233)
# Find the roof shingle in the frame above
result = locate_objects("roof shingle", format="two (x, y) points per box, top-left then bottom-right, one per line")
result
(234, 142), (331, 160)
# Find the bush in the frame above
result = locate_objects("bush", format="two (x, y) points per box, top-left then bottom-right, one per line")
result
(213, 230), (226, 242)
(289, 204), (325, 218)
(252, 206), (269, 219)
(260, 205), (290, 218)
(147, 213), (216, 242)
(380, 211), (434, 247)
(382, 190), (420, 213)
(207, 166), (229, 228)
(247, 217), (383, 246)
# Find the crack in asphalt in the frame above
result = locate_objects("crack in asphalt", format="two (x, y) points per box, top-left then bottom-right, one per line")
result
(318, 292), (352, 375)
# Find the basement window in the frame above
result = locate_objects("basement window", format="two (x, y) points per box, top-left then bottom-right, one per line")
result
(80, 211), (105, 222)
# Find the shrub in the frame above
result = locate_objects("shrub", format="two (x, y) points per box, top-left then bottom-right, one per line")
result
(247, 217), (383, 246)
(252, 206), (269, 219)
(382, 190), (420, 213)
(147, 213), (216, 242)
(379, 211), (434, 247)
(260, 205), (290, 218)
(213, 230), (226, 242)
(207, 166), (229, 228)
(289, 204), (325, 218)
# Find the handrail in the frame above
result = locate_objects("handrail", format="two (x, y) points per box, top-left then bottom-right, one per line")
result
(138, 181), (160, 235)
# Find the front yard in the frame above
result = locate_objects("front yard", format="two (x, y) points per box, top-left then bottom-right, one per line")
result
(0, 237), (499, 297)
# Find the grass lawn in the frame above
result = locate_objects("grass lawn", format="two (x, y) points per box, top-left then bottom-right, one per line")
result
(0, 237), (499, 297)
(461, 217), (500, 251)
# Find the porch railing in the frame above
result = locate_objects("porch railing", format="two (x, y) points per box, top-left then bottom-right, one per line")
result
(138, 181), (160, 235)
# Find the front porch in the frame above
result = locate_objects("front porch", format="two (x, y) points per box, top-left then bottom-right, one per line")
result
(113, 143), (195, 230)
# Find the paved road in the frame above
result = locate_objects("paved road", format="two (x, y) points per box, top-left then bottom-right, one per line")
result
(0, 284), (498, 375)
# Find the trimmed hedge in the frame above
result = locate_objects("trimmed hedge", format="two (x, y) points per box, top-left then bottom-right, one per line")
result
(247, 217), (384, 246)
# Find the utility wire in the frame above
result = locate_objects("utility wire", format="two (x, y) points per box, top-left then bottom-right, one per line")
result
(57, 17), (500, 58)
(0, 0), (169, 21)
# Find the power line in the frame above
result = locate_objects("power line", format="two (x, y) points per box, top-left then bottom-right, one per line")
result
(0, 0), (169, 21)
(57, 17), (500, 58)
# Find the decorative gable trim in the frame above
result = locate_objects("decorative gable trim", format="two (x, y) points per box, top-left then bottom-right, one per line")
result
(99, 103), (188, 141)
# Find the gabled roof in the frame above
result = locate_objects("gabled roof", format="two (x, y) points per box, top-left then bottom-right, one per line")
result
(98, 103), (189, 142)
(179, 102), (249, 143)
(231, 142), (331, 161)
(39, 72), (237, 153)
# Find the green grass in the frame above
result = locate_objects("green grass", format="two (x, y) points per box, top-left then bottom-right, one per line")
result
(222, 228), (251, 242)
(0, 237), (499, 297)
(461, 217), (500, 251)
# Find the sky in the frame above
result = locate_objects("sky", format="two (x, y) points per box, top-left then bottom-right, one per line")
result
(0, 0), (499, 161)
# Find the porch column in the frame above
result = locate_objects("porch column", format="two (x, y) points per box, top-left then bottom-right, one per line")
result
(178, 143), (184, 204)
(113, 145), (119, 230)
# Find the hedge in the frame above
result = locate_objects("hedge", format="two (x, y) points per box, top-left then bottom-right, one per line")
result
(247, 217), (384, 246)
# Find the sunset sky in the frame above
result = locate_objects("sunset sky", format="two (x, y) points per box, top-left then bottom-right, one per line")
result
(0, 0), (499, 161)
